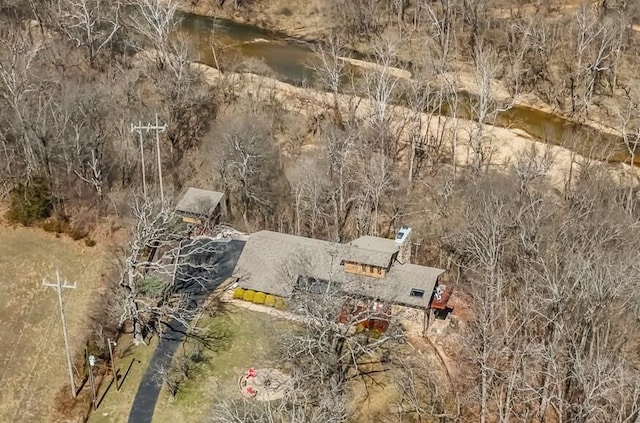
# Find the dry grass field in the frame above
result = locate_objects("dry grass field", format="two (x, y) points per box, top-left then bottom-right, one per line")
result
(0, 224), (111, 423)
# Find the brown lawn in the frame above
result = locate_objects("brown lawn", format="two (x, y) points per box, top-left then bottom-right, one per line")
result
(0, 224), (111, 423)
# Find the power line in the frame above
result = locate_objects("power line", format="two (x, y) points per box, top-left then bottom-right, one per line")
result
(130, 114), (168, 203)
(43, 270), (77, 398)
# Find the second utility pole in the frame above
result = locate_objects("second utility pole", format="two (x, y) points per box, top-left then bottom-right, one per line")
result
(43, 270), (78, 398)
(130, 115), (168, 203)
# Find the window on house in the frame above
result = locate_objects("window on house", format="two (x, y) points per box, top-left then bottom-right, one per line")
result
(296, 275), (333, 295)
(410, 289), (425, 298)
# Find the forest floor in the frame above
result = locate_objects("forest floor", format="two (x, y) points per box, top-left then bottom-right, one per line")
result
(0, 221), (111, 423)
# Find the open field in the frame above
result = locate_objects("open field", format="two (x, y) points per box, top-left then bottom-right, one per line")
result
(0, 224), (111, 423)
(152, 306), (290, 423)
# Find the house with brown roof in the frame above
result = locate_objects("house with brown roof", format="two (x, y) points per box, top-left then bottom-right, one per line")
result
(232, 230), (452, 328)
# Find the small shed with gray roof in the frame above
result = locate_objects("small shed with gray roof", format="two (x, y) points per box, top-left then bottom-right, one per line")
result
(175, 188), (224, 226)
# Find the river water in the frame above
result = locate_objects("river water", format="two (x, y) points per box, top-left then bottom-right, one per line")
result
(178, 12), (633, 165)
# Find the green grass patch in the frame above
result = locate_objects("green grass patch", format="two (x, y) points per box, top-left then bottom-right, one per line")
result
(151, 306), (294, 423)
(139, 275), (167, 298)
(87, 336), (159, 423)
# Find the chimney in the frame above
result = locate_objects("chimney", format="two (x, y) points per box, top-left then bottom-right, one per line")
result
(395, 226), (412, 263)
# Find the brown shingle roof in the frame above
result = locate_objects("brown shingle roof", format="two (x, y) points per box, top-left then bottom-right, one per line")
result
(233, 231), (444, 309)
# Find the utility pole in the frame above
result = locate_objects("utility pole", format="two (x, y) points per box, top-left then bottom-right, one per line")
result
(43, 270), (77, 398)
(154, 114), (165, 204)
(88, 354), (97, 410)
(107, 338), (119, 391)
(131, 121), (147, 199)
(130, 116), (168, 203)
(411, 241), (421, 264)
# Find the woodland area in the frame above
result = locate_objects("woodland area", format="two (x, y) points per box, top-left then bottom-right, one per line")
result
(1, 0), (640, 422)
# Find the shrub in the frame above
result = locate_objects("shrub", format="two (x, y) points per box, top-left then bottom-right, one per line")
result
(7, 176), (52, 226)
(139, 276), (167, 298)
(253, 292), (266, 304)
(370, 328), (383, 339)
(84, 237), (96, 247)
(69, 224), (88, 240)
(264, 295), (276, 307)
(274, 297), (287, 310)
(355, 323), (366, 333)
(243, 290), (256, 302)
(233, 287), (246, 299)
(42, 215), (69, 234)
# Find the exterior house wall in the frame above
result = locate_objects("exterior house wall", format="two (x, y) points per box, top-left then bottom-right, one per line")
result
(179, 204), (223, 227)
(343, 261), (387, 278)
(181, 216), (202, 225)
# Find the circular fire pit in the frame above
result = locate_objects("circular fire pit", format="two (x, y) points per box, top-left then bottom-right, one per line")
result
(238, 368), (291, 401)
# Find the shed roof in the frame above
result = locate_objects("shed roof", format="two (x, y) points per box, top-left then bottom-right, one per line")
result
(233, 230), (444, 309)
(175, 188), (224, 217)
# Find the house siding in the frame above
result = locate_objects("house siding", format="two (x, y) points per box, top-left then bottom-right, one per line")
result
(343, 261), (387, 278)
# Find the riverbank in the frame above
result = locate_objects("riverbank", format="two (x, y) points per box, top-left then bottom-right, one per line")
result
(206, 62), (635, 185)
(174, 6), (632, 165)
(142, 44), (637, 187)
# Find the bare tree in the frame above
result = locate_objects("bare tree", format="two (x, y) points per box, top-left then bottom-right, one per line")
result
(145, 35), (218, 190)
(616, 96), (640, 213)
(130, 0), (180, 68)
(416, 0), (457, 74)
(565, 3), (629, 116)
(210, 111), (283, 231)
(443, 168), (640, 422)
(289, 161), (331, 238)
(0, 26), (44, 178)
(324, 124), (359, 241)
(467, 41), (517, 174)
(362, 35), (401, 159)
(311, 34), (349, 125)
(117, 197), (224, 344)
(356, 153), (398, 236)
(57, 0), (122, 67)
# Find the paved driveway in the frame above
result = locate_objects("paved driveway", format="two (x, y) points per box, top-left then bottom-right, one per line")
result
(127, 238), (245, 423)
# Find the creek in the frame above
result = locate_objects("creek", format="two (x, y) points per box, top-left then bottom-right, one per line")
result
(178, 12), (634, 165)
